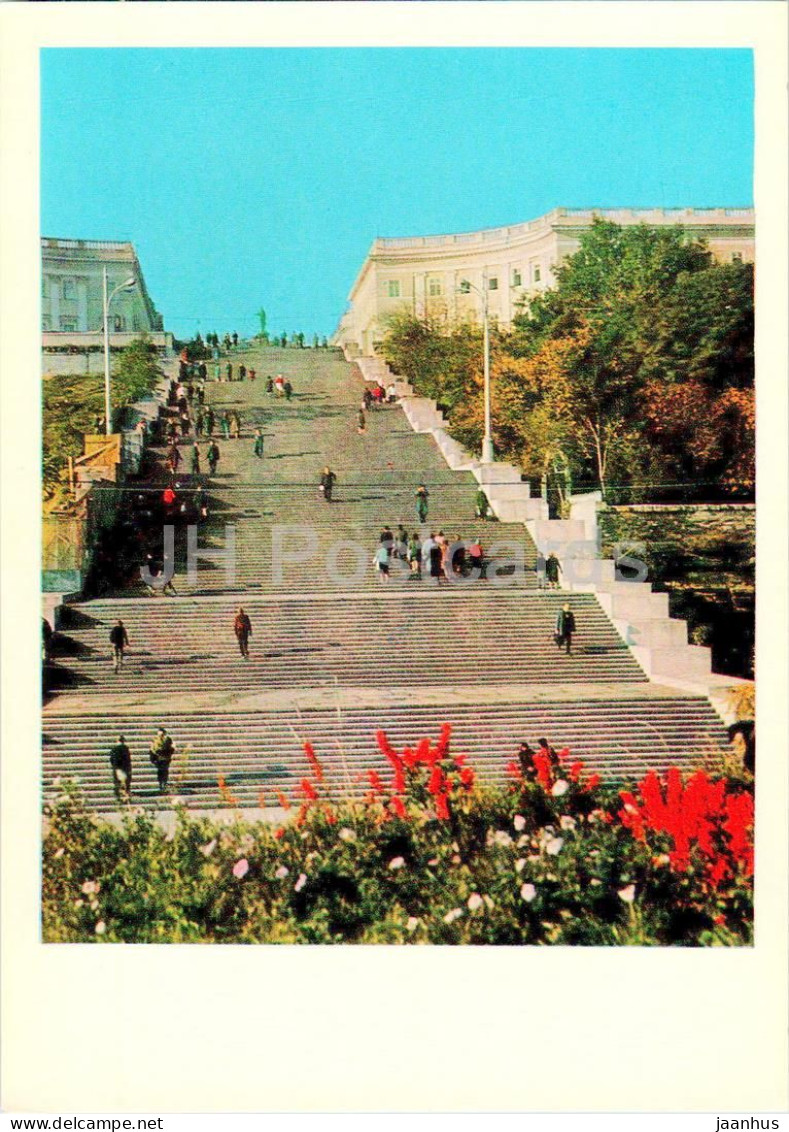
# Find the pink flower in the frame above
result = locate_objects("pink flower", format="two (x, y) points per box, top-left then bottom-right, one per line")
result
(232, 858), (249, 879)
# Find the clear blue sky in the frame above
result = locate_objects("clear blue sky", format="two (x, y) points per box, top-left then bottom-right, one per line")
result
(41, 48), (753, 341)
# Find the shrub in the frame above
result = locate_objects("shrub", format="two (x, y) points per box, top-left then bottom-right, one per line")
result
(42, 729), (753, 946)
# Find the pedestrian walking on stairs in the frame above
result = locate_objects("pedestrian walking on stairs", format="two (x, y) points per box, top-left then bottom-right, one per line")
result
(230, 412), (241, 440)
(555, 603), (576, 655)
(319, 467), (336, 502)
(546, 552), (562, 589)
(148, 727), (175, 793)
(415, 484), (429, 524)
(357, 408), (366, 434)
(221, 412), (231, 440)
(205, 407), (215, 437)
(109, 735), (133, 802)
(109, 619), (130, 673)
(207, 440), (220, 476)
(234, 607), (252, 658)
(253, 428), (264, 458)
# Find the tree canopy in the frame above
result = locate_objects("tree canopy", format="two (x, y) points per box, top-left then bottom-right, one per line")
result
(381, 219), (754, 502)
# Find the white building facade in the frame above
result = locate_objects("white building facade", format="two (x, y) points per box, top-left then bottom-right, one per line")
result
(334, 207), (755, 357)
(41, 238), (170, 353)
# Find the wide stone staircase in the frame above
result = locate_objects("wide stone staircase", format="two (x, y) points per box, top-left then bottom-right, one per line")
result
(43, 345), (730, 813)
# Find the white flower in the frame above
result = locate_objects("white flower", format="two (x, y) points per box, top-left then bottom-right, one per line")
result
(590, 878), (602, 887)
(388, 856), (405, 870)
(81, 880), (100, 895)
(483, 895), (495, 910)
(513, 814), (526, 832)
(559, 816), (576, 832)
(515, 858), (527, 873)
(89, 900), (99, 912)
(406, 917), (420, 933)
(551, 780), (569, 797)
(199, 839), (217, 857)
(427, 858), (438, 866)
(520, 883), (537, 903)
(493, 830), (513, 847)
(338, 828), (356, 842)
(467, 893), (483, 912)
(54, 847), (65, 859)
(275, 865), (289, 879)
(443, 908), (463, 924)
(294, 873), (307, 892)
(95, 921), (106, 935)
(545, 837), (565, 856)
(618, 884), (636, 904)
(517, 834), (529, 848)
(231, 858), (249, 879)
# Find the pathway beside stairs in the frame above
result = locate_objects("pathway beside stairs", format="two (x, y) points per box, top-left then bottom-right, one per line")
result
(43, 345), (729, 813)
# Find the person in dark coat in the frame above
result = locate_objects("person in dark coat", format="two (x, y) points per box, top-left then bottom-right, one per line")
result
(546, 553), (562, 589)
(190, 443), (201, 474)
(415, 485), (429, 524)
(253, 429), (264, 458)
(109, 735), (133, 802)
(234, 607), (252, 658)
(517, 741), (537, 779)
(148, 727), (175, 793)
(319, 467), (336, 502)
(284, 380), (293, 400)
(238, 364), (247, 381)
(555, 603), (576, 654)
(205, 407), (215, 437)
(109, 619), (130, 673)
(207, 441), (220, 476)
(42, 617), (54, 662)
(475, 488), (491, 520)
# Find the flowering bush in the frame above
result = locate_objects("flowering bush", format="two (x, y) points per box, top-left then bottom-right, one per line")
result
(41, 729), (753, 945)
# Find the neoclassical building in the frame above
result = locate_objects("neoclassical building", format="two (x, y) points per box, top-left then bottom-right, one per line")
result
(334, 207), (755, 356)
(41, 238), (170, 353)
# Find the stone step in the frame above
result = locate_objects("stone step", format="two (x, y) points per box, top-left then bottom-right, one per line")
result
(43, 696), (730, 813)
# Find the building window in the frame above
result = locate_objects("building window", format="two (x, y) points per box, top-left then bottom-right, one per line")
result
(533, 265), (542, 283)
(62, 278), (76, 299)
(428, 278), (442, 297)
(512, 270), (522, 288)
(387, 280), (401, 298)
(732, 251), (743, 263)
(488, 277), (499, 291)
(113, 315), (125, 332)
(60, 317), (77, 331)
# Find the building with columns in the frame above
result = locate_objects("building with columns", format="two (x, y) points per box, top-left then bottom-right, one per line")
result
(334, 207), (755, 357)
(41, 238), (171, 358)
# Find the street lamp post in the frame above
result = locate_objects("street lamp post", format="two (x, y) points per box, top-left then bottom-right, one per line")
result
(102, 267), (136, 437)
(459, 275), (494, 464)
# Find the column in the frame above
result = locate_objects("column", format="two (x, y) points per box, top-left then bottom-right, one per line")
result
(77, 280), (88, 331)
(50, 279), (60, 326)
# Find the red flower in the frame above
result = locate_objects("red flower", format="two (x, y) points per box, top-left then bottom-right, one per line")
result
(434, 723), (452, 760)
(367, 769), (384, 794)
(584, 773), (601, 792)
(304, 741), (324, 783)
(506, 760), (523, 781)
(428, 765), (444, 796)
(434, 793), (450, 821)
(274, 827), (285, 840)
(460, 767), (475, 789)
(276, 791), (291, 811)
(569, 761), (585, 783)
(532, 751), (553, 791)
(389, 796), (406, 819)
(299, 779), (318, 802)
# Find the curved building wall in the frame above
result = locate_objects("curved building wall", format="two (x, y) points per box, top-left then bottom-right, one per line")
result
(335, 207), (754, 355)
